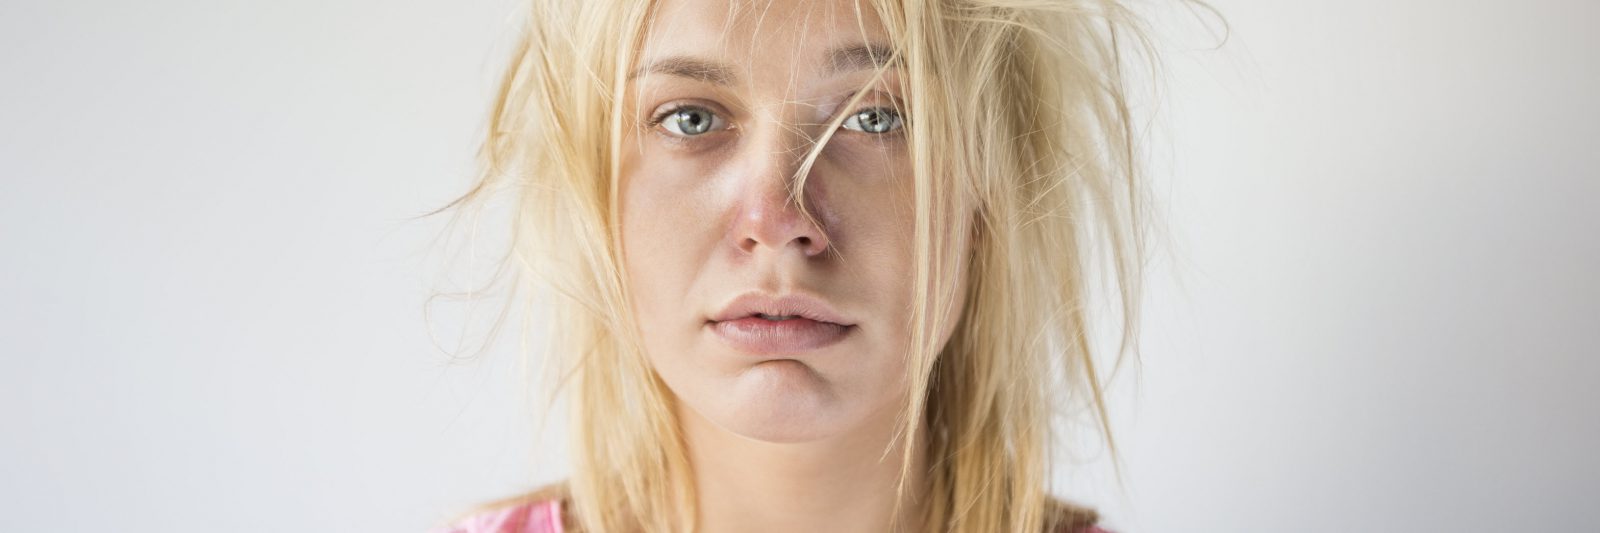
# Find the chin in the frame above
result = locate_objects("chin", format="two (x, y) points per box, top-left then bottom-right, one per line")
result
(711, 359), (854, 443)
(725, 416), (836, 444)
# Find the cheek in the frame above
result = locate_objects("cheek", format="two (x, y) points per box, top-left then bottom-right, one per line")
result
(618, 150), (721, 349)
(810, 144), (922, 368)
(818, 140), (918, 295)
(821, 142), (970, 388)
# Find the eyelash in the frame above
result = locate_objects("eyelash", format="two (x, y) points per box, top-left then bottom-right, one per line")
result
(646, 105), (725, 136)
(645, 102), (905, 139)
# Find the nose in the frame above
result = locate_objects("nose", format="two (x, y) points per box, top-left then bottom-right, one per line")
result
(729, 134), (831, 259)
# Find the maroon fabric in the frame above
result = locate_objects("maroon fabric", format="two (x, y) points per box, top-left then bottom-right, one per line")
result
(439, 498), (1116, 533)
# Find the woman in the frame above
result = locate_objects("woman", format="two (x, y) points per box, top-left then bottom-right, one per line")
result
(437, 0), (1176, 531)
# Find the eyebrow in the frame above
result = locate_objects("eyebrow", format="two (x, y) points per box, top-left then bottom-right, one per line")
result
(825, 43), (900, 75)
(627, 42), (900, 85)
(628, 56), (737, 85)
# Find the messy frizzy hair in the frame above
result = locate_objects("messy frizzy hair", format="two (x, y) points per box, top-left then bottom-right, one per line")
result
(433, 0), (1211, 531)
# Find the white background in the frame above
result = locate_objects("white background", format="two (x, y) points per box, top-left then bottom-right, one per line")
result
(2, 1), (1595, 531)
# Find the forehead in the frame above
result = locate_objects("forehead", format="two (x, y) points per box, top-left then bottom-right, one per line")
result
(636, 0), (892, 84)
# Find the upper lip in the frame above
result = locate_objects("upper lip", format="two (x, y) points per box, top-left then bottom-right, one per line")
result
(708, 291), (854, 326)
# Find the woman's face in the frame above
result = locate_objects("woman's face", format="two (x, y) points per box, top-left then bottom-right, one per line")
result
(619, 0), (959, 444)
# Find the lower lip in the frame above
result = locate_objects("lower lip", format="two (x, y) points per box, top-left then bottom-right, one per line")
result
(709, 317), (852, 355)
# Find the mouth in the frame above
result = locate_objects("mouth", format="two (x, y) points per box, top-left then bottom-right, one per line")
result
(708, 315), (853, 355)
(707, 291), (854, 325)
(706, 292), (855, 355)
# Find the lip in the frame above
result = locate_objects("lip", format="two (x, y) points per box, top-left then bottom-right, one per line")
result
(709, 316), (852, 355)
(707, 292), (855, 355)
(708, 292), (854, 326)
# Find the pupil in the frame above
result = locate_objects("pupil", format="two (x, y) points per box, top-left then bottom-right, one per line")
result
(860, 110), (888, 132)
(678, 110), (707, 134)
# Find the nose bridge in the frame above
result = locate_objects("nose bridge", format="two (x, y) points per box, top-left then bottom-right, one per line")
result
(730, 121), (828, 257)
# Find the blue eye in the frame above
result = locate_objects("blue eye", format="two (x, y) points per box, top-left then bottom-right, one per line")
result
(657, 106), (723, 136)
(841, 107), (903, 134)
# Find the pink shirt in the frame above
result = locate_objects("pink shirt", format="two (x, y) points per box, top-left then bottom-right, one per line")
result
(439, 499), (565, 533)
(439, 499), (1113, 533)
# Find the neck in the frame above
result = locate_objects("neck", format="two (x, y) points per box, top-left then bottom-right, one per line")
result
(677, 400), (928, 533)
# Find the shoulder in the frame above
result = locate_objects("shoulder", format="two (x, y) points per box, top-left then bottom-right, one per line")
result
(435, 498), (562, 533)
(1059, 520), (1117, 533)
(435, 484), (569, 533)
(1046, 495), (1113, 533)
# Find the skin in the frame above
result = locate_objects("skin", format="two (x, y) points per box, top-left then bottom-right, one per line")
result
(617, 1), (967, 531)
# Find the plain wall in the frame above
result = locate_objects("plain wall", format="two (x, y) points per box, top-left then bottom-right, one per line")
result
(2, 0), (1595, 531)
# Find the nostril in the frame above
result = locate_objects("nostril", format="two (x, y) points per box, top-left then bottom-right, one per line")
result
(796, 236), (811, 247)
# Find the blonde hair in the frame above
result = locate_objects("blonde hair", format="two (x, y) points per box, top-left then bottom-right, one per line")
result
(432, 0), (1213, 531)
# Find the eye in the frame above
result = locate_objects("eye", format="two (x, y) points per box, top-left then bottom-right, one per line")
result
(841, 107), (903, 134)
(654, 105), (725, 137)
